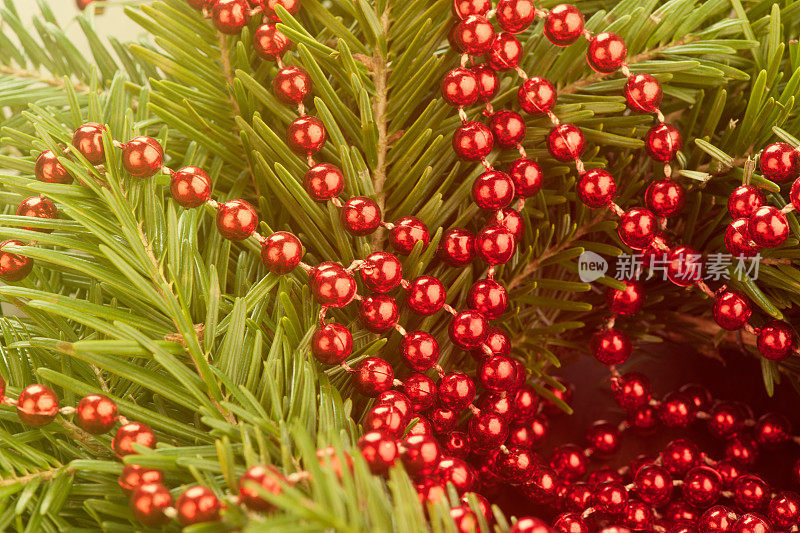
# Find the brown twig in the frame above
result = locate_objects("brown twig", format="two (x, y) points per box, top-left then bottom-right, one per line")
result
(369, 8), (391, 251)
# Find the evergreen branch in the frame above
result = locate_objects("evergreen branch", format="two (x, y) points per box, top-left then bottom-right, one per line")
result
(0, 466), (69, 488)
(368, 6), (391, 251)
(0, 65), (90, 92)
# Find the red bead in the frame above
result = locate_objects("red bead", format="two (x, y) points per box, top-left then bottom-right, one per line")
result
(665, 500), (701, 528)
(667, 246), (703, 287)
(625, 74), (662, 113)
(443, 431), (471, 458)
(453, 121), (494, 160)
(587, 32), (627, 73)
(728, 185), (765, 219)
(130, 483), (173, 527)
(544, 4), (585, 46)
(361, 251), (403, 293)
(560, 482), (592, 512)
(311, 323), (352, 364)
(403, 373), (437, 412)
(732, 513), (771, 533)
(511, 385), (539, 423)
(76, 394), (118, 434)
(442, 67), (480, 107)
(496, 0), (536, 32)
(35, 150), (72, 184)
(437, 372), (475, 411)
(438, 227), (475, 266)
(624, 500), (655, 531)
(725, 218), (759, 257)
(438, 456), (477, 493)
(591, 328), (632, 365)
(273, 66), (311, 104)
(553, 513), (590, 533)
(550, 444), (588, 481)
(340, 196), (381, 236)
(122, 136), (163, 179)
(517, 78), (557, 117)
(767, 491), (800, 529)
(713, 291), (751, 330)
(263, 0), (300, 22)
(455, 15), (495, 54)
(400, 434), (440, 477)
(683, 466), (722, 508)
(488, 111), (526, 149)
(254, 23), (290, 60)
(469, 412), (508, 453)
(215, 199), (258, 241)
(716, 459), (744, 489)
(452, 0), (491, 18)
(449, 310), (489, 350)
(725, 435), (759, 467)
(493, 446), (537, 484)
(659, 391), (695, 428)
(71, 122), (106, 164)
(476, 225), (516, 264)
(593, 481), (629, 515)
(585, 421), (620, 456)
(508, 158), (543, 198)
(170, 166), (212, 208)
(607, 281), (645, 316)
(359, 294), (398, 333)
(512, 517), (553, 533)
(792, 178), (800, 211)
(310, 262), (357, 307)
(287, 116), (326, 155)
(760, 141), (799, 182)
(611, 372), (652, 410)
(16, 195), (58, 233)
(261, 231), (303, 274)
(406, 275), (446, 315)
(589, 467), (624, 487)
(634, 464), (673, 506)
(487, 33), (522, 71)
(753, 412), (790, 448)
(578, 168), (617, 208)
(390, 216), (429, 255)
(646, 179), (685, 217)
(16, 384), (59, 426)
(475, 326), (511, 359)
(645, 123), (683, 162)
(400, 331), (439, 371)
(476, 391), (513, 419)
(733, 474), (770, 512)
(353, 357), (393, 397)
(358, 431), (398, 474)
(628, 405), (658, 435)
(0, 240), (33, 282)
(479, 355), (518, 391)
(706, 401), (745, 439)
(364, 404), (406, 437)
(523, 466), (559, 503)
(239, 465), (282, 511)
(211, 0), (250, 33)
(176, 486), (220, 526)
(662, 438), (701, 476)
(757, 320), (796, 361)
(430, 407), (458, 434)
(472, 63), (500, 102)
(467, 279), (508, 319)
(302, 163), (344, 202)
(113, 422), (156, 456)
(450, 505), (480, 532)
(377, 390), (412, 420)
(548, 124), (585, 161)
(618, 207), (658, 250)
(118, 465), (163, 495)
(747, 206), (788, 248)
(680, 383), (713, 411)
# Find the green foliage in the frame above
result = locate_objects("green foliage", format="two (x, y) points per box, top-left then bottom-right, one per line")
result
(0, 0), (798, 530)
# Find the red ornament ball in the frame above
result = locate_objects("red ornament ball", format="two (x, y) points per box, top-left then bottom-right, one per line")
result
(361, 251), (402, 293)
(553, 513), (590, 533)
(340, 196), (382, 236)
(548, 123), (585, 161)
(478, 355), (518, 392)
(467, 278), (508, 319)
(176, 486), (221, 526)
(310, 262), (357, 307)
(472, 63), (499, 102)
(487, 32), (522, 71)
(400, 434), (441, 477)
(170, 166), (212, 208)
(587, 32), (627, 73)
(400, 331), (440, 371)
(311, 323), (352, 365)
(732, 513), (772, 533)
(122, 136), (163, 179)
(473, 170), (515, 211)
(728, 185), (765, 219)
(358, 431), (398, 475)
(263, 0), (300, 22)
(304, 164), (344, 202)
(645, 179), (685, 217)
(113, 422), (156, 456)
(713, 291), (751, 330)
(757, 320), (796, 361)
(683, 466), (723, 508)
(753, 412), (791, 448)
(662, 438), (701, 476)
(439, 227), (475, 266)
(618, 207), (658, 250)
(72, 122), (106, 164)
(591, 328), (632, 365)
(449, 310), (489, 350)
(725, 435), (759, 467)
(438, 371), (476, 411)
(118, 465), (163, 495)
(611, 372), (652, 410)
(593, 480), (629, 514)
(512, 517), (554, 533)
(441, 67), (480, 107)
(476, 326), (511, 359)
(35, 150), (73, 184)
(273, 66), (311, 104)
(625, 73), (663, 113)
(403, 373), (437, 412)
(261, 231), (303, 274)
(667, 246), (703, 287)
(607, 281), (645, 316)
(0, 240), (33, 282)
(468, 411), (508, 453)
(645, 123), (683, 162)
(496, 208), (525, 243)
(725, 218), (760, 257)
(496, 0), (536, 33)
(767, 491), (800, 529)
(359, 294), (399, 333)
(130, 483), (173, 527)
(518, 77), (557, 115)
(509, 158), (543, 198)
(238, 465), (282, 511)
(578, 168), (617, 208)
(747, 205), (788, 248)
(659, 391), (695, 428)
(16, 384), (59, 426)
(452, 0), (491, 18)
(488, 110), (526, 149)
(390, 216), (429, 254)
(364, 404), (406, 437)
(455, 15), (495, 55)
(732, 474), (770, 512)
(634, 464), (673, 506)
(354, 357), (394, 397)
(453, 121), (494, 161)
(406, 275), (446, 316)
(544, 4), (585, 46)
(215, 199), (258, 241)
(16, 195), (58, 233)
(76, 394), (118, 434)
(211, 0), (250, 34)
(586, 420), (621, 456)
(476, 225), (516, 264)
(377, 390), (412, 420)
(492, 446), (537, 484)
(624, 500), (655, 531)
(760, 141), (799, 182)
(254, 23), (290, 60)
(430, 407), (458, 434)
(287, 116), (327, 155)
(550, 443), (588, 481)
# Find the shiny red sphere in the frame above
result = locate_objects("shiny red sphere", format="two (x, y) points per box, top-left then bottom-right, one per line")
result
(442, 67), (480, 107)
(0, 240), (33, 282)
(287, 116), (327, 155)
(170, 166), (212, 208)
(311, 323), (352, 364)
(550, 443), (588, 481)
(377, 390), (412, 420)
(361, 251), (403, 293)
(310, 262), (357, 307)
(476, 224), (516, 264)
(455, 15), (496, 54)
(449, 310), (489, 350)
(475, 326), (511, 359)
(523, 466), (559, 503)
(340, 196), (382, 236)
(577, 168), (617, 208)
(211, 0), (250, 34)
(496, 208), (525, 243)
(509, 158), (543, 197)
(518, 77), (557, 115)
(452, 0), (491, 18)
(437, 371), (476, 411)
(625, 73), (662, 113)
(488, 110), (526, 148)
(358, 431), (398, 474)
(747, 205), (789, 248)
(71, 122), (106, 164)
(753, 412), (791, 448)
(624, 500), (655, 531)
(354, 358), (393, 397)
(430, 407), (458, 434)
(593, 480), (629, 514)
(390, 216), (429, 254)
(76, 394), (118, 434)
(760, 141), (799, 182)
(587, 32), (627, 73)
(400, 434), (441, 477)
(439, 227), (475, 266)
(263, 0), (300, 22)
(497, 0), (536, 33)
(468, 411), (508, 453)
(607, 281), (645, 316)
(683, 466), (723, 507)
(472, 63), (499, 102)
(713, 291), (751, 330)
(35, 150), (73, 184)
(634, 464), (673, 506)
(130, 483), (173, 527)
(645, 123), (683, 162)
(645, 179), (685, 217)
(662, 438), (701, 476)
(757, 319), (796, 361)
(239, 465), (282, 511)
(122, 136), (163, 179)
(359, 294), (399, 333)
(16, 384), (59, 426)
(732, 513), (772, 533)
(767, 491), (800, 529)
(479, 355), (518, 391)
(618, 207), (658, 250)
(118, 465), (163, 495)
(113, 422), (156, 456)
(659, 391), (695, 428)
(473, 170), (516, 211)
(544, 4), (585, 46)
(628, 405), (658, 435)
(438, 457), (477, 493)
(364, 404), (406, 437)
(553, 512), (590, 533)
(725, 434), (759, 467)
(261, 231), (303, 274)
(304, 163), (344, 202)
(667, 246), (703, 287)
(254, 23), (290, 60)
(493, 446), (537, 484)
(453, 121), (494, 161)
(215, 199), (258, 241)
(512, 517), (554, 533)
(548, 123), (585, 161)
(725, 218), (760, 257)
(467, 278), (508, 319)
(728, 185), (765, 219)
(732, 474), (770, 512)
(406, 275), (446, 315)
(591, 328), (632, 365)
(273, 66), (311, 104)
(16, 195), (58, 233)
(176, 486), (221, 526)
(400, 330), (440, 371)
(611, 372), (652, 410)
(487, 32), (522, 71)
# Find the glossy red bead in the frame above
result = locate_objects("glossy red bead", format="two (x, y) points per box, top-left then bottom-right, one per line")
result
(400, 434), (440, 477)
(287, 116), (326, 155)
(113, 422), (156, 457)
(733, 474), (770, 512)
(71, 122), (106, 164)
(518, 77), (556, 116)
(453, 121), (494, 161)
(403, 373), (437, 412)
(510, 415), (548, 449)
(646, 179), (685, 217)
(487, 32), (522, 71)
(618, 207), (658, 250)
(452, 0), (491, 18)
(455, 15), (495, 54)
(467, 279), (508, 319)
(361, 251), (403, 293)
(713, 291), (751, 330)
(442, 67), (480, 107)
(238, 465), (282, 511)
(512, 517), (554, 533)
(34, 150), (73, 184)
(406, 275), (446, 315)
(747, 205), (788, 248)
(611, 372), (652, 410)
(732, 513), (772, 533)
(122, 136), (163, 179)
(593, 480), (629, 514)
(683, 466), (722, 508)
(16, 384), (59, 426)
(0, 240), (33, 282)
(496, 208), (525, 243)
(273, 66), (311, 104)
(587, 32), (627, 73)
(662, 438), (701, 476)
(170, 166), (212, 208)
(76, 394), (118, 434)
(16, 195), (58, 233)
(438, 457), (477, 493)
(449, 310), (489, 350)
(437, 372), (475, 411)
(667, 246), (703, 287)
(707, 401), (746, 439)
(476, 225), (516, 264)
(130, 483), (173, 527)
(553, 512), (590, 533)
(261, 231), (303, 274)
(509, 158), (543, 197)
(725, 435), (759, 467)
(550, 444), (588, 481)
(645, 123), (683, 162)
(625, 73), (662, 113)
(548, 124), (585, 161)
(302, 163), (344, 202)
(659, 391), (695, 428)
(444, 431), (471, 458)
(353, 357), (393, 397)
(757, 319), (796, 361)
(628, 405), (659, 435)
(211, 0), (250, 33)
(118, 465), (163, 495)
(364, 404), (406, 437)
(439, 227), (475, 266)
(340, 196), (381, 236)
(634, 464), (673, 506)
(607, 281), (645, 316)
(488, 110), (526, 148)
(523, 466), (559, 503)
(585, 421), (620, 456)
(493, 446), (537, 484)
(472, 63), (499, 102)
(254, 23), (290, 60)
(753, 412), (791, 448)
(400, 331), (440, 371)
(725, 218), (759, 257)
(767, 491), (800, 529)
(478, 355), (518, 391)
(310, 262), (357, 307)
(496, 0), (536, 33)
(262, 0), (300, 21)
(476, 326), (511, 359)
(215, 199), (258, 241)
(760, 141), (799, 182)
(390, 216), (429, 254)
(728, 185), (765, 219)
(468, 412), (508, 453)
(624, 500), (655, 531)
(176, 486), (221, 526)
(311, 323), (352, 365)
(358, 431), (398, 474)
(430, 407), (458, 434)
(578, 168), (617, 208)
(544, 4), (584, 46)
(591, 328), (632, 365)
(359, 294), (398, 333)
